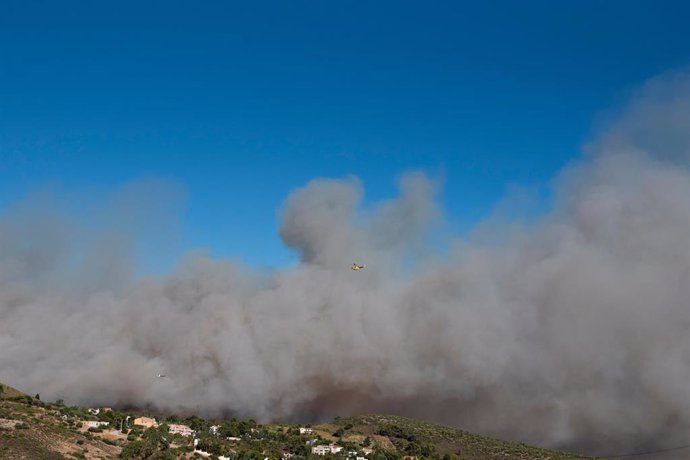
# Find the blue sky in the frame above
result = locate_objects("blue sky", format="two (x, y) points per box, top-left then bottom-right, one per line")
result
(2, 1), (689, 272)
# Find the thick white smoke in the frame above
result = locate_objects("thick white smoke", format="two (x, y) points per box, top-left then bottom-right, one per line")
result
(2, 74), (690, 455)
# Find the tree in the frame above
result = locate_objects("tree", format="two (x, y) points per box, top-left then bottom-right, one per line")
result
(405, 442), (422, 456)
(221, 420), (241, 437)
(34, 393), (40, 400)
(420, 443), (436, 457)
(238, 419), (255, 435)
(165, 414), (182, 424)
(121, 441), (145, 458)
(340, 441), (358, 451)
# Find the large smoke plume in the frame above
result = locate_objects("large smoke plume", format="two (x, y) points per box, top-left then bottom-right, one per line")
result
(2, 74), (690, 455)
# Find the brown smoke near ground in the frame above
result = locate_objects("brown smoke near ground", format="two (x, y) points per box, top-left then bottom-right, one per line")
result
(2, 73), (690, 456)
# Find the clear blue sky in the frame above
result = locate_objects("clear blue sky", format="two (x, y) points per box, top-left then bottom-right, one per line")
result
(2, 1), (689, 272)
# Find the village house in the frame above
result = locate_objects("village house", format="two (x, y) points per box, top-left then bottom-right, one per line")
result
(210, 425), (220, 435)
(311, 446), (331, 456)
(133, 417), (158, 429)
(83, 420), (110, 428)
(299, 427), (313, 434)
(361, 448), (374, 456)
(169, 423), (195, 436)
(312, 444), (343, 455)
(86, 407), (112, 418)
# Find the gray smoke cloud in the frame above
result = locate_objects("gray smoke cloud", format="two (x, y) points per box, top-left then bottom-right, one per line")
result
(2, 73), (690, 456)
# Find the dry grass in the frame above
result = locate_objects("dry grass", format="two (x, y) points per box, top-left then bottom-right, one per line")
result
(0, 399), (121, 460)
(324, 414), (595, 460)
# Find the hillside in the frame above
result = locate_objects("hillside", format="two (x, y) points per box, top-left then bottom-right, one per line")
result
(0, 382), (594, 460)
(309, 414), (591, 460)
(0, 382), (29, 399)
(0, 393), (120, 459)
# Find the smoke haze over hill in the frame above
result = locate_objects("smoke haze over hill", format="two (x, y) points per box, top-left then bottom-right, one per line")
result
(2, 73), (690, 456)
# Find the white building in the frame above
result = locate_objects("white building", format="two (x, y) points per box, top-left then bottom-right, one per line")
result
(210, 425), (221, 435)
(312, 446), (330, 456)
(299, 427), (313, 434)
(169, 423), (195, 436)
(312, 444), (343, 455)
(84, 420), (109, 428)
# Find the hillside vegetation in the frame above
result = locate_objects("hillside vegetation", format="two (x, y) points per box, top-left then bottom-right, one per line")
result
(0, 392), (119, 459)
(313, 414), (591, 460)
(0, 382), (593, 459)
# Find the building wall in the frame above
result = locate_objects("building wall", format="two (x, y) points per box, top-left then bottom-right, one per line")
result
(133, 417), (158, 428)
(169, 424), (194, 436)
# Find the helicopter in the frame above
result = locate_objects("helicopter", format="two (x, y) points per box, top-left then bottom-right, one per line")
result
(351, 263), (366, 271)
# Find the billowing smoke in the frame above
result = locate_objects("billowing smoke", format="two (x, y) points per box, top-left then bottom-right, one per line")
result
(2, 73), (690, 456)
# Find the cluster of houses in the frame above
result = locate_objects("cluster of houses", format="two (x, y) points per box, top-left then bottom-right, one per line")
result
(303, 427), (374, 458)
(311, 444), (343, 455)
(80, 411), (377, 459)
(129, 417), (250, 444)
(309, 444), (371, 459)
(131, 416), (195, 437)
